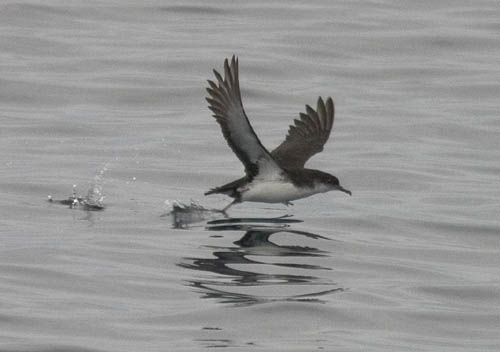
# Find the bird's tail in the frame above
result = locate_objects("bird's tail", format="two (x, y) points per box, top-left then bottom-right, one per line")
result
(204, 177), (246, 198)
(204, 186), (236, 197)
(204, 188), (219, 196)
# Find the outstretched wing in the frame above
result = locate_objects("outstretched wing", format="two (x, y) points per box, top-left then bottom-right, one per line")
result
(206, 56), (283, 179)
(271, 97), (335, 169)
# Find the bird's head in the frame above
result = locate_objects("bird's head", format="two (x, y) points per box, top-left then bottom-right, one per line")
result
(313, 171), (352, 196)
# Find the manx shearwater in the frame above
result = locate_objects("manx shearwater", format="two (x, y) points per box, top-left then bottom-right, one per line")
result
(205, 56), (351, 212)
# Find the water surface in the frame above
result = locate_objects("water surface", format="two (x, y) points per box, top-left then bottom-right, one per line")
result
(1, 1), (499, 351)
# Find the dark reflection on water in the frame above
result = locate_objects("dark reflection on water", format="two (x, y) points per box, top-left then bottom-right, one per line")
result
(177, 215), (344, 306)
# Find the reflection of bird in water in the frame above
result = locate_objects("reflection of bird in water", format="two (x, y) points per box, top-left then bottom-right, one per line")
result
(205, 56), (351, 212)
(178, 216), (344, 306)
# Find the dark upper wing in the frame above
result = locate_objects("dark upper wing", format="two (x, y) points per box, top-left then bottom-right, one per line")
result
(271, 97), (334, 169)
(206, 56), (282, 179)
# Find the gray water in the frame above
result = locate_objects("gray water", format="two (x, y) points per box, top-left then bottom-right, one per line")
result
(1, 1), (500, 351)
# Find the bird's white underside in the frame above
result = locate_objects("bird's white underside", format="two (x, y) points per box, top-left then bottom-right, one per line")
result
(239, 179), (330, 203)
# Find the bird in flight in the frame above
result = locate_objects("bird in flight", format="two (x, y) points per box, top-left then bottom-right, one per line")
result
(205, 56), (351, 212)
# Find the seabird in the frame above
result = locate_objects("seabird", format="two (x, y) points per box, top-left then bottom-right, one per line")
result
(205, 56), (351, 212)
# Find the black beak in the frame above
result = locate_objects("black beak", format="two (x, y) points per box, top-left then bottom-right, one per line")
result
(337, 185), (352, 196)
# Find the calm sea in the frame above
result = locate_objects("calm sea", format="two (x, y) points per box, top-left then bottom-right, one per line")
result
(1, 1), (499, 351)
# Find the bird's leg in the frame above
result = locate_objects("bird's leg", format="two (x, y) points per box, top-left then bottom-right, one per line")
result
(221, 199), (238, 213)
(282, 201), (294, 206)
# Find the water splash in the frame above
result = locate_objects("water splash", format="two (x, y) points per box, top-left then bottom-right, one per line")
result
(48, 167), (106, 210)
(162, 200), (224, 229)
(85, 167), (106, 208)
